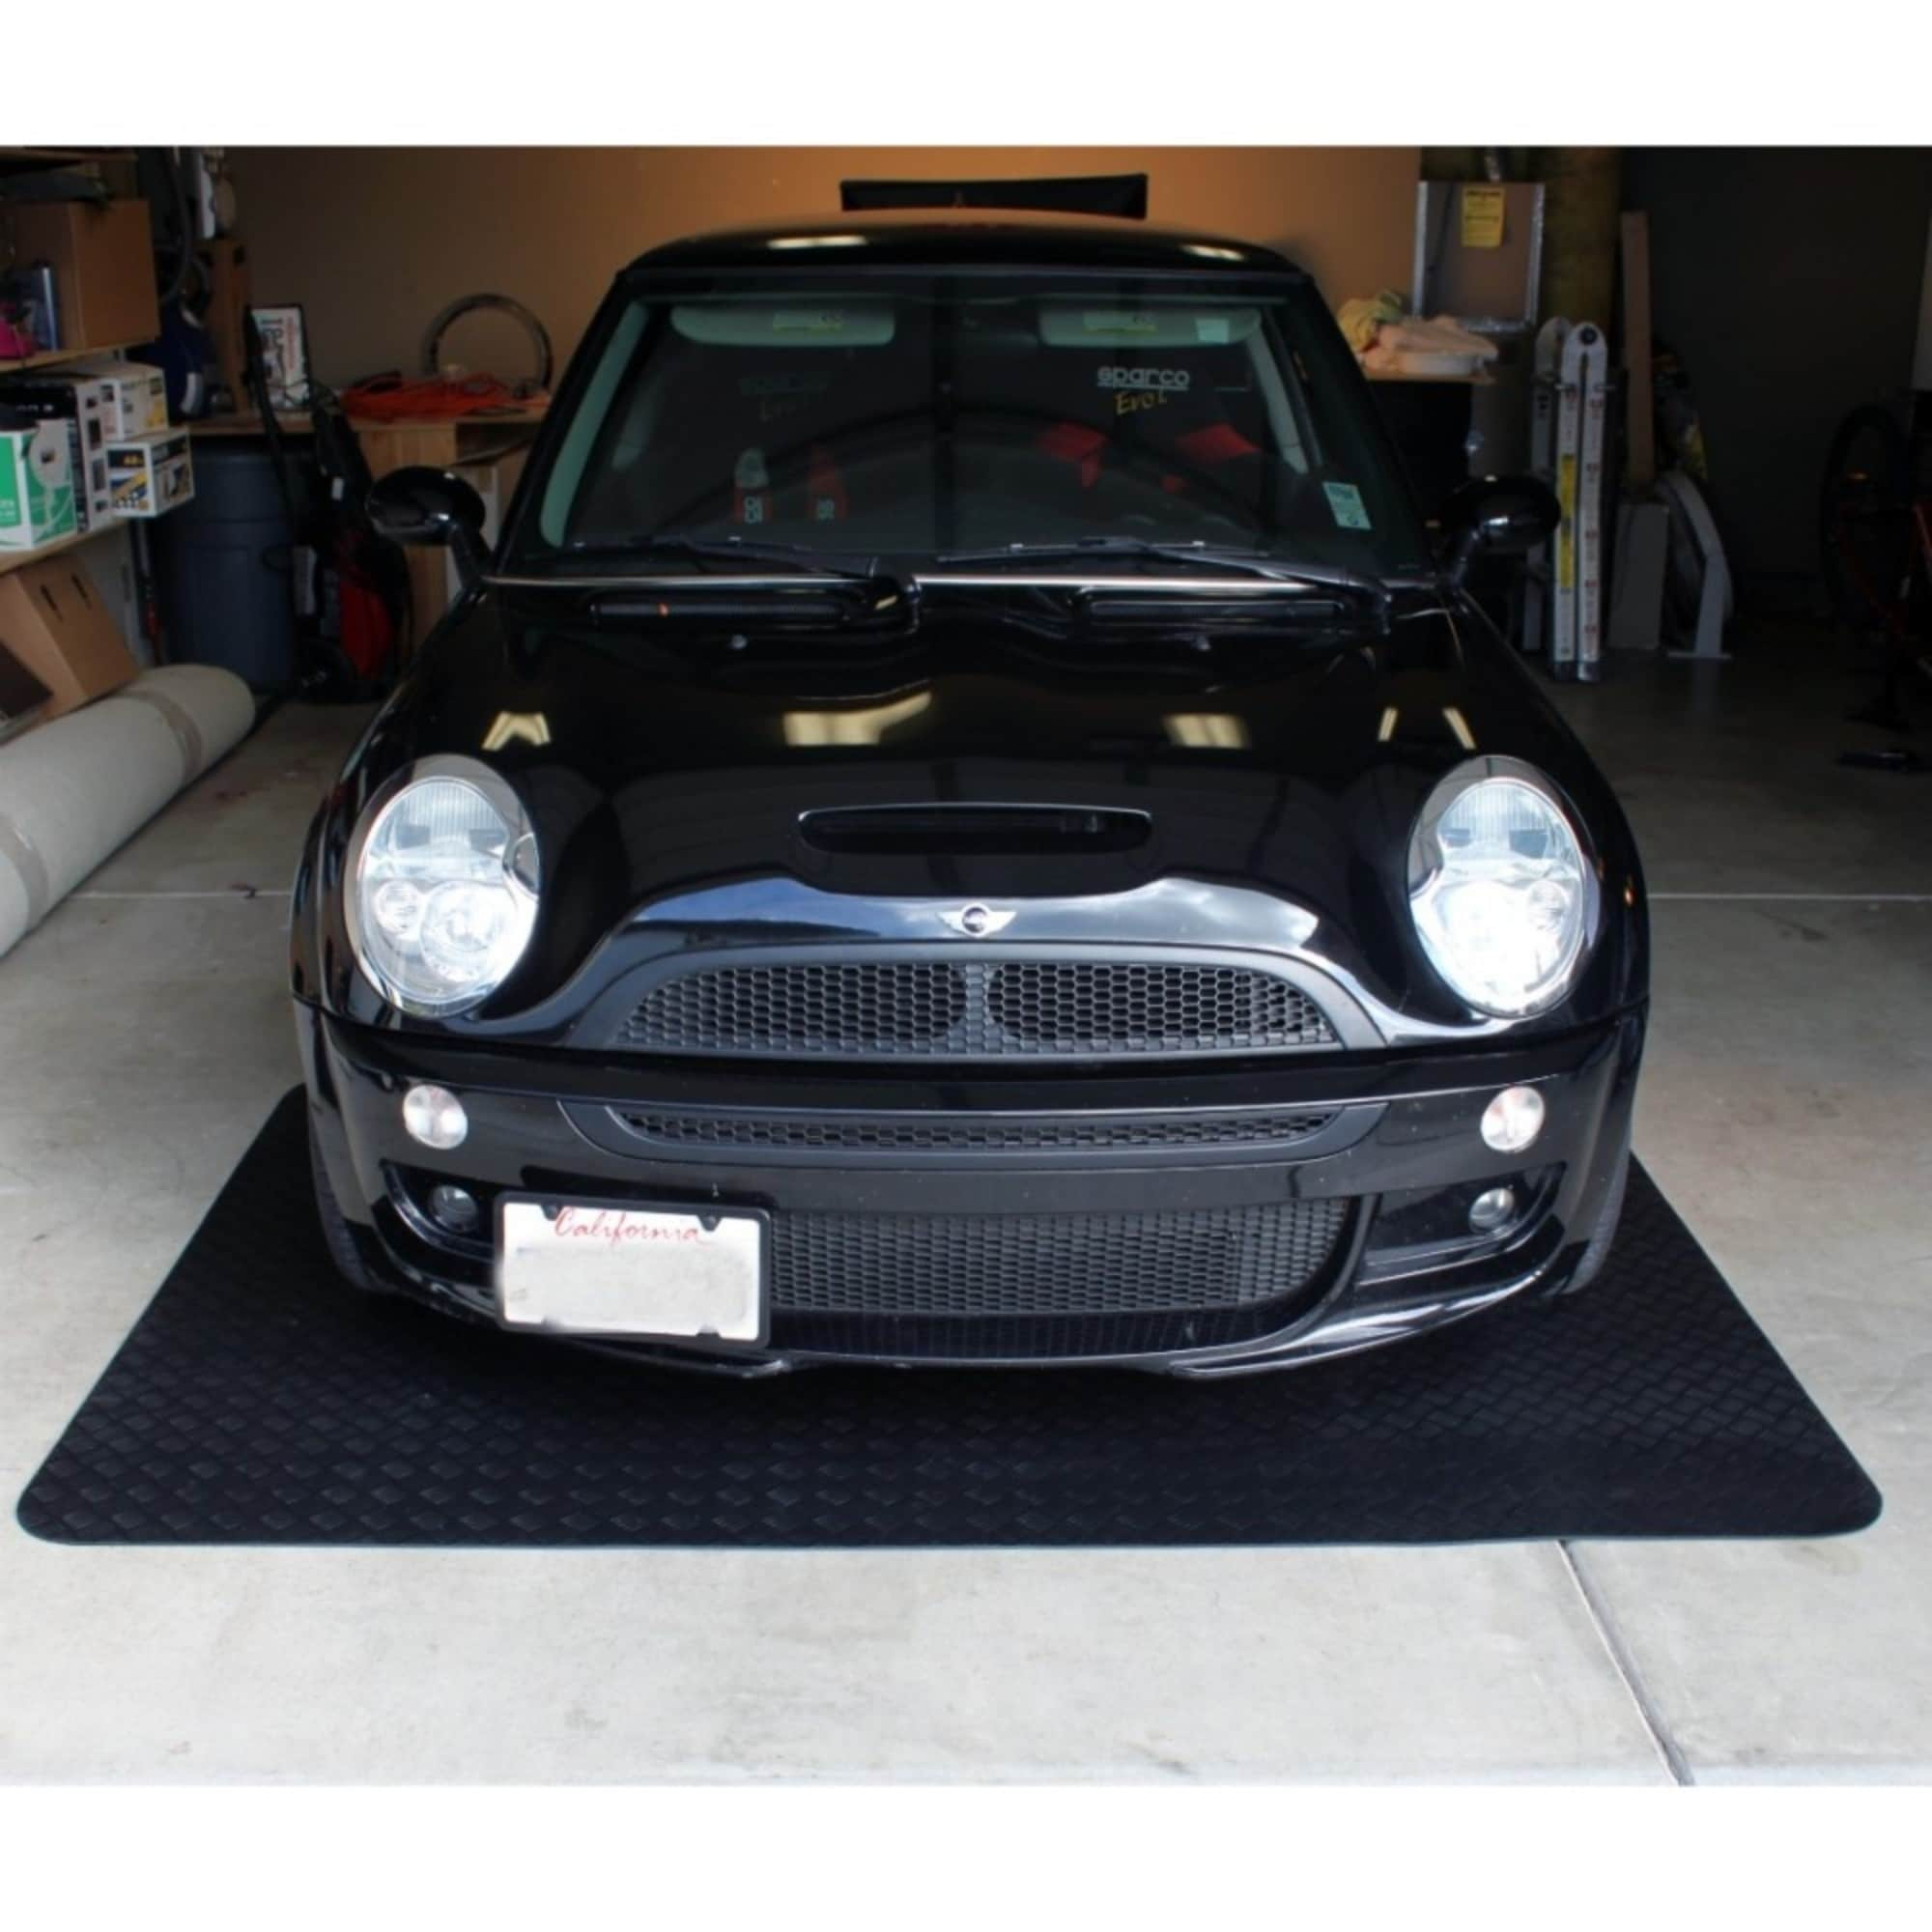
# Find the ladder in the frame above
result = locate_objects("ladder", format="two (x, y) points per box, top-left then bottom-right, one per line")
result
(1523, 317), (1609, 680)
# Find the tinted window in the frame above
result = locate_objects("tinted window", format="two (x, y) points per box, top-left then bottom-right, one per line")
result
(520, 271), (1427, 574)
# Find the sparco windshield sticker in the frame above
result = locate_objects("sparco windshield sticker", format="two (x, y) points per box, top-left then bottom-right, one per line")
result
(1095, 366), (1192, 391)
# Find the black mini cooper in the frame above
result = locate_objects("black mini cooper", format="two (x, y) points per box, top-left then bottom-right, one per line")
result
(292, 209), (1647, 1378)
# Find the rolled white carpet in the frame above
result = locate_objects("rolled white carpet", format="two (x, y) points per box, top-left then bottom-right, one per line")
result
(0, 666), (256, 958)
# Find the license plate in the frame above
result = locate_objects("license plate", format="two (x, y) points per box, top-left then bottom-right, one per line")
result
(497, 1199), (767, 1343)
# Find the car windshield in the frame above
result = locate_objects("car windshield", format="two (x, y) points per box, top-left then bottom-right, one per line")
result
(511, 270), (1430, 579)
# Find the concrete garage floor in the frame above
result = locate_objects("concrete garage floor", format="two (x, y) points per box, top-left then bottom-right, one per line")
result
(0, 634), (1926, 1784)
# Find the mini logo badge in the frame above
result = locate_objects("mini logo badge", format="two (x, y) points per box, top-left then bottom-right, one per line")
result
(940, 903), (1015, 937)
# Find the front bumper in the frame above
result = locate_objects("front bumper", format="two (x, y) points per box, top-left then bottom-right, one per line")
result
(298, 997), (1645, 1378)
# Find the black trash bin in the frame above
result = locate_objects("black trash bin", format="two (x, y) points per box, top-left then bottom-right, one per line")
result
(154, 440), (298, 693)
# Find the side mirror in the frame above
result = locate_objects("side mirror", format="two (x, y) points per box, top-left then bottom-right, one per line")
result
(366, 467), (490, 584)
(1440, 475), (1561, 586)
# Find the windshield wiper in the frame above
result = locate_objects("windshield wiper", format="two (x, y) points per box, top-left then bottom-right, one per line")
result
(552, 533), (919, 629)
(561, 532), (882, 581)
(926, 538), (1391, 627)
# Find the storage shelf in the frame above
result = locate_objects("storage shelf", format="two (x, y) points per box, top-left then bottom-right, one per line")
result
(189, 405), (551, 436)
(0, 525), (106, 580)
(0, 340), (142, 376)
(1361, 364), (1494, 386)
(0, 148), (132, 176)
(186, 411), (312, 438)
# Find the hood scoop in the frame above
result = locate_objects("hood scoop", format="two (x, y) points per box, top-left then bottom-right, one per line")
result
(798, 803), (1151, 858)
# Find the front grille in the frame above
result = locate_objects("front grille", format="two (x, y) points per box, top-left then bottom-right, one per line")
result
(612, 1107), (1339, 1155)
(621, 958), (1337, 1060)
(766, 1197), (1351, 1359)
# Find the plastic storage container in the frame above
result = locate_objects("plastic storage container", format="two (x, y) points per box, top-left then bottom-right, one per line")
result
(154, 440), (297, 691)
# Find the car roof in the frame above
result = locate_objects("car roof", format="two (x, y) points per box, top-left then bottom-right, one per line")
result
(622, 209), (1308, 278)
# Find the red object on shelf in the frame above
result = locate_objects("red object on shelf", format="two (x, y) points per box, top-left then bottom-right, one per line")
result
(337, 375), (540, 422)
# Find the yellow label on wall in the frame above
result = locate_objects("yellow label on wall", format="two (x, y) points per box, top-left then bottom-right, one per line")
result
(1461, 185), (1506, 250)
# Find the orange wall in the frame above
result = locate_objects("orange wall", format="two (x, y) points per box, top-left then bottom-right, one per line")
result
(226, 147), (1419, 387)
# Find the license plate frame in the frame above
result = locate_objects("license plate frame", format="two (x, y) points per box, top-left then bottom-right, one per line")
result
(495, 1195), (771, 1347)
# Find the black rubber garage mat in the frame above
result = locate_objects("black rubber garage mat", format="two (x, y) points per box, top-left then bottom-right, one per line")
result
(17, 1090), (1880, 1548)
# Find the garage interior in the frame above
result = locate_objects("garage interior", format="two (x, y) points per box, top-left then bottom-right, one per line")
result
(3, 142), (1931, 1786)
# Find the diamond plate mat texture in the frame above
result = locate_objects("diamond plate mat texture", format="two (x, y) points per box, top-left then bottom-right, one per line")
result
(17, 1091), (1881, 1548)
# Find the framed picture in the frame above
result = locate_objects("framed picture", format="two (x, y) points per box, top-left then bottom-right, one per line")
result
(248, 303), (310, 410)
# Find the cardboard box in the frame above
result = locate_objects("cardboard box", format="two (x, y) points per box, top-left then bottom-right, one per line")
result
(79, 521), (150, 668)
(0, 419), (80, 551)
(0, 377), (111, 529)
(0, 639), (52, 745)
(4, 412), (86, 532)
(0, 554), (138, 717)
(2, 199), (158, 352)
(72, 358), (168, 439)
(106, 429), (193, 518)
(59, 375), (114, 528)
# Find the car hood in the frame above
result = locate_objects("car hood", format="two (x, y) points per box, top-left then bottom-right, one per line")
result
(299, 583), (1646, 1036)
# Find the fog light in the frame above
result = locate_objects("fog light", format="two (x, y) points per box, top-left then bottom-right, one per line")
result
(1469, 1185), (1517, 1235)
(1481, 1085), (1545, 1153)
(428, 1183), (480, 1235)
(403, 1083), (468, 1150)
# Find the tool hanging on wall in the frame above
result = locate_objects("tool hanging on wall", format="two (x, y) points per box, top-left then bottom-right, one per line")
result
(1522, 318), (1609, 680)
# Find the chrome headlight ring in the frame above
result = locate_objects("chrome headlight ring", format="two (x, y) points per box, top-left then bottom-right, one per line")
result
(1407, 756), (1600, 1019)
(344, 754), (540, 1017)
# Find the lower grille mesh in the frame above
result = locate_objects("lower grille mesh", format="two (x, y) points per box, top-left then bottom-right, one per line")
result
(772, 1199), (1349, 1320)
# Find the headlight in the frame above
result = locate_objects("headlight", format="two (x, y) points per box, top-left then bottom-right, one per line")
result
(346, 758), (539, 1016)
(1407, 759), (1597, 1017)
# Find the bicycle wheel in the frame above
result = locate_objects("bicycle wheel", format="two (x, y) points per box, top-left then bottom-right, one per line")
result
(1820, 404), (1914, 634)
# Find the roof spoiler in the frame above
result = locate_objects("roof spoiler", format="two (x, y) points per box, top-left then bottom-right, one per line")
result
(838, 174), (1149, 219)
